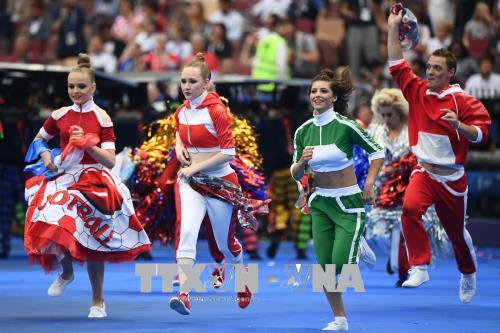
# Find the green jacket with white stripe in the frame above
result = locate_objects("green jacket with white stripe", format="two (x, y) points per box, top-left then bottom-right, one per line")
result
(292, 108), (384, 172)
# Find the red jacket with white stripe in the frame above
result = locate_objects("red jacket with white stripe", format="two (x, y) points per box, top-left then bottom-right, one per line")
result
(39, 99), (116, 164)
(174, 91), (235, 155)
(389, 60), (491, 168)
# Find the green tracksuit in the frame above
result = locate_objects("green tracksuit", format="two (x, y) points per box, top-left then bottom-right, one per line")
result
(292, 108), (383, 273)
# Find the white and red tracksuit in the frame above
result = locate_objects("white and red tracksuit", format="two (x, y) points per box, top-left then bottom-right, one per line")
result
(174, 91), (242, 262)
(390, 60), (491, 274)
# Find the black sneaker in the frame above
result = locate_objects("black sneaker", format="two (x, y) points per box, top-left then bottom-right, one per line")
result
(136, 251), (153, 261)
(267, 242), (279, 259)
(395, 273), (409, 288)
(296, 249), (308, 260)
(248, 250), (262, 261)
(386, 259), (394, 275)
(0, 247), (10, 259)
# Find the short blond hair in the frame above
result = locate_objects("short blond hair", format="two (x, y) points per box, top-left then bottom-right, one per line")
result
(371, 88), (409, 124)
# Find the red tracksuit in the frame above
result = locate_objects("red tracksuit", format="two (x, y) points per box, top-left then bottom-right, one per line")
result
(390, 60), (491, 274)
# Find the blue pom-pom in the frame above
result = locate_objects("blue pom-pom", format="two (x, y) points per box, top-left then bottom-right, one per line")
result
(24, 148), (61, 179)
(353, 145), (370, 189)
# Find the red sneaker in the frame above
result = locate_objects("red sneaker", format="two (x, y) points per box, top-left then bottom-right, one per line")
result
(211, 262), (225, 289)
(169, 292), (190, 315)
(237, 287), (252, 309)
(173, 275), (180, 287)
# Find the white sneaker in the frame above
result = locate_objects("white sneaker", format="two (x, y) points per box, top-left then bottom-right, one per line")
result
(359, 237), (376, 269)
(322, 317), (348, 331)
(402, 265), (429, 288)
(88, 302), (107, 318)
(459, 273), (476, 304)
(47, 274), (74, 296)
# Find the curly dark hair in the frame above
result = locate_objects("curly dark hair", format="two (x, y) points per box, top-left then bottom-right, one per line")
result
(310, 68), (354, 114)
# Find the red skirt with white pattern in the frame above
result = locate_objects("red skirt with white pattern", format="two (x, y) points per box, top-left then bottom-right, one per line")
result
(24, 162), (151, 272)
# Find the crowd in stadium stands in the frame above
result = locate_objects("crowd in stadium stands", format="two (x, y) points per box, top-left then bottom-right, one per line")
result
(0, 0), (498, 147)
(0, 0), (500, 152)
(0, 0), (500, 142)
(0, 1), (496, 75)
(0, 0), (499, 261)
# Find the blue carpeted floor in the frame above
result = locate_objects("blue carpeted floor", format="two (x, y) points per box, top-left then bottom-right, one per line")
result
(1, 237), (499, 333)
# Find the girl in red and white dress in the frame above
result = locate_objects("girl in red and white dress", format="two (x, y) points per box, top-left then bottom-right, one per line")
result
(24, 54), (151, 318)
(169, 53), (252, 315)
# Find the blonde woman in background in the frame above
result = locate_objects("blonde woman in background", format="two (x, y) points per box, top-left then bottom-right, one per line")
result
(366, 89), (450, 287)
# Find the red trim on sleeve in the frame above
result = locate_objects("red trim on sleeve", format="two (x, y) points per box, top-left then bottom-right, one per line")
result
(208, 104), (235, 149)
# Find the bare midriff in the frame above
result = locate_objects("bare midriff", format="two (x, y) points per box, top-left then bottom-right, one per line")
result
(188, 151), (228, 172)
(420, 161), (457, 176)
(313, 166), (358, 189)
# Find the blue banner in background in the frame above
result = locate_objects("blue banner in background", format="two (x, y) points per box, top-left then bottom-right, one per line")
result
(467, 171), (500, 197)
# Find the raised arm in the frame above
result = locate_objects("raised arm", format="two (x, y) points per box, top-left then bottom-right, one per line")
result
(387, 10), (403, 61)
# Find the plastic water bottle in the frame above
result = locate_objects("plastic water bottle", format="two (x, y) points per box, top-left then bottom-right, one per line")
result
(391, 3), (419, 51)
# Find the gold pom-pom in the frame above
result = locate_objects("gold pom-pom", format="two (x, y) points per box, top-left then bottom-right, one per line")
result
(133, 115), (177, 172)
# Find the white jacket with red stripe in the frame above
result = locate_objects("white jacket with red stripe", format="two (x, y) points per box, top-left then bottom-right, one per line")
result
(389, 60), (491, 168)
(174, 91), (235, 156)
